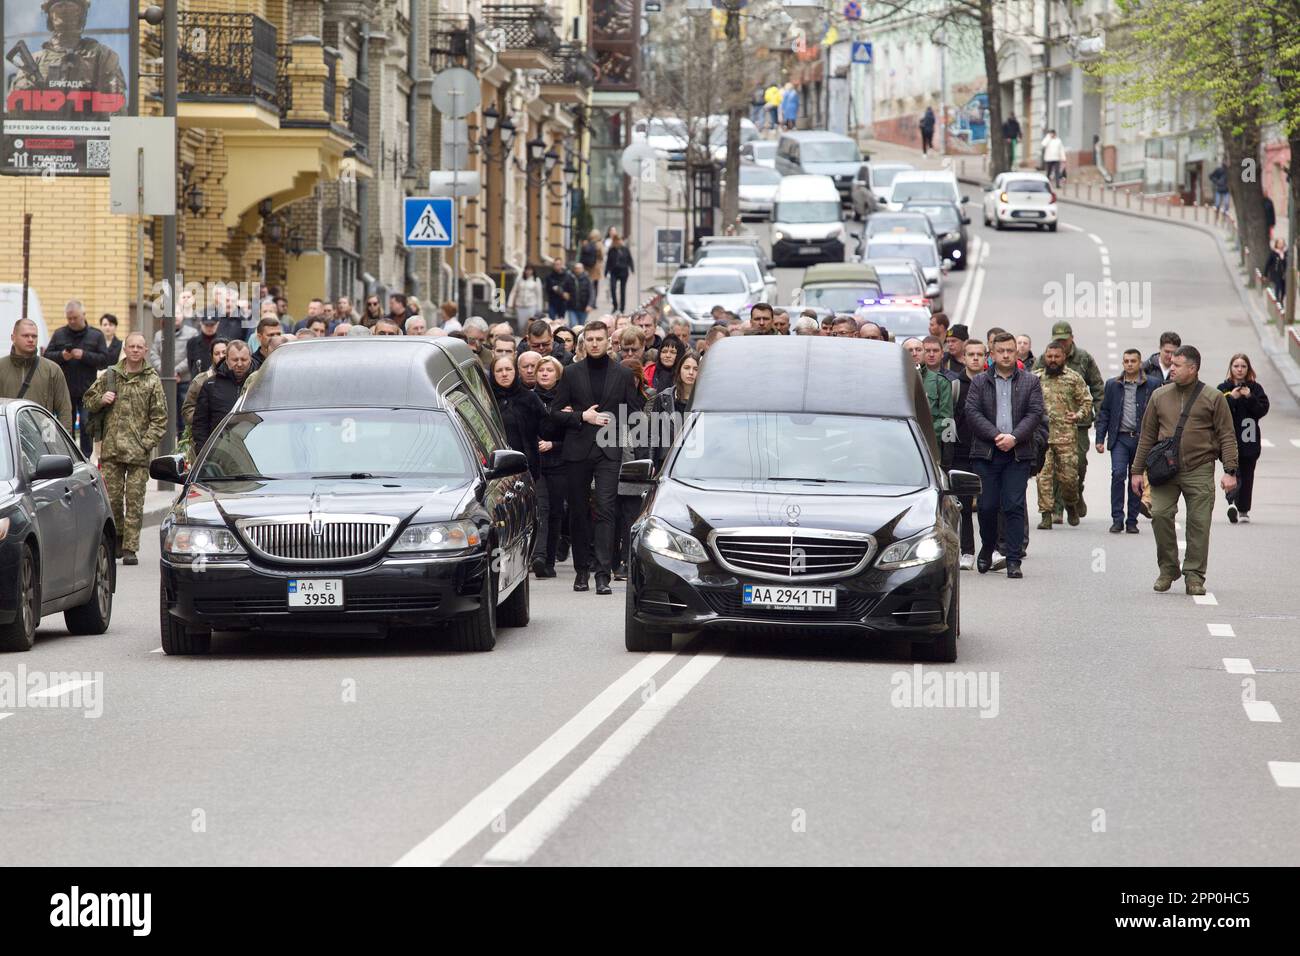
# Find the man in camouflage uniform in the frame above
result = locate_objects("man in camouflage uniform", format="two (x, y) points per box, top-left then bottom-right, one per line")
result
(82, 332), (167, 565)
(1034, 319), (1104, 522)
(1033, 339), (1093, 529)
(8, 1), (127, 123)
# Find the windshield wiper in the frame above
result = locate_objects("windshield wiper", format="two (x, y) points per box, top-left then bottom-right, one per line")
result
(766, 477), (848, 483)
(309, 473), (396, 480)
(199, 474), (275, 482)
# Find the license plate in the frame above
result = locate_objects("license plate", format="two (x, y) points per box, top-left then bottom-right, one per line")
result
(800, 245), (821, 254)
(1012, 209), (1044, 218)
(742, 584), (837, 609)
(288, 578), (343, 609)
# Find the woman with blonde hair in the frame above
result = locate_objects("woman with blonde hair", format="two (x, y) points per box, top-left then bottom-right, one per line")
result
(1218, 352), (1269, 523)
(532, 355), (568, 576)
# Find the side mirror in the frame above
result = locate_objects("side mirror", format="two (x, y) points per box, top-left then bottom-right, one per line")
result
(33, 454), (74, 481)
(149, 453), (188, 484)
(485, 448), (529, 480)
(619, 459), (656, 484)
(945, 469), (982, 497)
(960, 195), (970, 203)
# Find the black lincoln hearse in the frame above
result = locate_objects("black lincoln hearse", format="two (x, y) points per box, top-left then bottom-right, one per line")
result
(621, 335), (980, 662)
(152, 337), (535, 654)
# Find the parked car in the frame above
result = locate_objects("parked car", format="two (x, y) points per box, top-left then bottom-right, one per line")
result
(630, 116), (688, 162)
(621, 335), (976, 662)
(901, 199), (970, 269)
(884, 170), (967, 212)
(153, 337), (536, 654)
(700, 115), (761, 162)
(773, 131), (865, 205)
(663, 267), (752, 334)
(770, 175), (847, 267)
(857, 162), (914, 216)
(983, 171), (1058, 231)
(0, 399), (115, 650)
(729, 162), (783, 220)
(794, 263), (882, 313)
(739, 140), (777, 169)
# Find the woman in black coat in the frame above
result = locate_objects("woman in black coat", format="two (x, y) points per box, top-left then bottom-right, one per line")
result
(647, 349), (700, 471)
(1218, 353), (1270, 523)
(644, 334), (683, 394)
(491, 353), (546, 480)
(531, 356), (568, 577)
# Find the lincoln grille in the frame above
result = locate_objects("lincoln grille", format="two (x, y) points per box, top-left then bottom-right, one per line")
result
(235, 515), (397, 562)
(710, 529), (874, 581)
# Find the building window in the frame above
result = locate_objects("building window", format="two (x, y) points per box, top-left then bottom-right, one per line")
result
(1055, 70), (1073, 139)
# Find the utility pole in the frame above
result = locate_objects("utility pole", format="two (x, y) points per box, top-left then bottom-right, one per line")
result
(720, 1), (743, 230)
(160, 0), (178, 459)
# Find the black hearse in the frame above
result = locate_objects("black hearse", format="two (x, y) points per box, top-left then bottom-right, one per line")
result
(621, 335), (980, 662)
(152, 337), (535, 654)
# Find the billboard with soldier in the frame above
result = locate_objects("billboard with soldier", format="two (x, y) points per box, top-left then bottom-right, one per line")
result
(1, 0), (135, 177)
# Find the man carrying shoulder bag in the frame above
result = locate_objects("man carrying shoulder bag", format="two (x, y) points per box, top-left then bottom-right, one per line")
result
(1131, 345), (1238, 596)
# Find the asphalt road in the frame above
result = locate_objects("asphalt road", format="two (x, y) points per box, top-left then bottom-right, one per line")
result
(3, 176), (1298, 867)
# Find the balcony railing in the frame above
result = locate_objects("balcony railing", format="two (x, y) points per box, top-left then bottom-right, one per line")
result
(277, 45), (294, 116)
(174, 12), (279, 106)
(482, 4), (560, 53)
(541, 43), (596, 87)
(323, 49), (338, 123)
(344, 79), (369, 156)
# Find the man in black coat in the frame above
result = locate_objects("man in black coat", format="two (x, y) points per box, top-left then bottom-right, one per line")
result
(963, 331), (1046, 578)
(191, 340), (254, 454)
(545, 258), (577, 322)
(45, 299), (110, 455)
(516, 318), (573, 365)
(547, 319), (643, 594)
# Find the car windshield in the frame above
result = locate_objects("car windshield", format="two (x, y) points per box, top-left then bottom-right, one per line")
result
(649, 119), (686, 139)
(0, 425), (12, 480)
(868, 242), (939, 267)
(891, 181), (955, 202)
(195, 408), (472, 482)
(877, 272), (924, 295)
(867, 216), (930, 236)
(1005, 178), (1051, 193)
(672, 413), (926, 488)
(872, 166), (909, 187)
(671, 273), (746, 295)
(739, 165), (782, 186)
(711, 261), (760, 284)
(906, 204), (961, 230)
(801, 284), (882, 311)
(696, 247), (760, 265)
(748, 142), (776, 160)
(856, 309), (932, 338)
(774, 201), (841, 223)
(801, 141), (860, 163)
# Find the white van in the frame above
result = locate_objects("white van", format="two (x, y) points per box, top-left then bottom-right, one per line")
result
(0, 284), (50, 349)
(885, 170), (967, 212)
(770, 175), (846, 267)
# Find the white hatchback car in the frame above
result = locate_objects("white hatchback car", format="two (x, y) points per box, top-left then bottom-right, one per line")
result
(983, 172), (1058, 231)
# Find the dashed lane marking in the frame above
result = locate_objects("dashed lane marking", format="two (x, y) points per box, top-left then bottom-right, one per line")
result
(26, 680), (96, 701)
(1291, 439), (1300, 449)
(1207, 623), (1236, 637)
(1088, 232), (1105, 245)
(1193, 592), (1218, 605)
(1244, 701), (1281, 723)
(1262, 439), (1275, 448)
(0, 713), (11, 722)
(1224, 658), (1255, 674)
(150, 647), (163, 654)
(1268, 762), (1300, 787)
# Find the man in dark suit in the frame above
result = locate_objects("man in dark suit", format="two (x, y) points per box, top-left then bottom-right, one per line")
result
(548, 319), (643, 594)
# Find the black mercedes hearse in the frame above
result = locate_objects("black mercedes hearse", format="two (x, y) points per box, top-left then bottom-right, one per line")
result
(151, 337), (535, 654)
(621, 335), (980, 662)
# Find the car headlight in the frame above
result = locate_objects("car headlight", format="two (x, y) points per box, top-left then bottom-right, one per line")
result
(876, 531), (943, 570)
(640, 516), (708, 563)
(773, 230), (784, 241)
(390, 519), (482, 554)
(830, 226), (844, 239)
(164, 523), (246, 560)
(944, 232), (960, 241)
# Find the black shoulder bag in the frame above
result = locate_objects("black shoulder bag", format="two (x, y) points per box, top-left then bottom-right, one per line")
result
(1145, 382), (1203, 486)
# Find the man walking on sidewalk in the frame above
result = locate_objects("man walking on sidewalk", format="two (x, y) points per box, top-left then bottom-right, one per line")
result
(920, 106), (936, 155)
(1131, 346), (1239, 596)
(45, 299), (109, 456)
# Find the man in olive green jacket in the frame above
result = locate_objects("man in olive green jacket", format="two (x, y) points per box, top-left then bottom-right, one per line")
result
(83, 333), (168, 565)
(0, 318), (73, 433)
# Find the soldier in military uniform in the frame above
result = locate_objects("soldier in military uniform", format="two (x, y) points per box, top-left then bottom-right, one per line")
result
(8, 1), (127, 123)
(82, 332), (167, 566)
(1034, 320), (1104, 522)
(1033, 339), (1093, 529)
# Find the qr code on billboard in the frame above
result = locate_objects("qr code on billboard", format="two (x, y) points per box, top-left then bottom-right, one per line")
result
(86, 140), (110, 170)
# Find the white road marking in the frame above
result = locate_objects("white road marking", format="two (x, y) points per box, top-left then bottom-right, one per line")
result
(1193, 592), (1218, 605)
(150, 647), (164, 654)
(1105, 317), (1116, 325)
(949, 240), (979, 325)
(1244, 701), (1281, 723)
(1059, 223), (1085, 233)
(1268, 762), (1300, 787)
(0, 713), (12, 722)
(1088, 232), (1104, 245)
(1207, 623), (1235, 637)
(1100, 254), (1111, 266)
(963, 265), (987, 330)
(482, 651), (728, 864)
(1291, 439), (1300, 449)
(26, 679), (96, 701)
(393, 651), (679, 866)
(1223, 658), (1255, 674)
(1261, 438), (1274, 448)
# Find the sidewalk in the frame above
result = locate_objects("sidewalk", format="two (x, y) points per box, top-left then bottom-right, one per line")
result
(855, 136), (1300, 404)
(142, 483), (179, 528)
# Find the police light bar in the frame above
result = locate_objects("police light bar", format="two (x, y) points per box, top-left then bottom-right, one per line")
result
(856, 296), (931, 308)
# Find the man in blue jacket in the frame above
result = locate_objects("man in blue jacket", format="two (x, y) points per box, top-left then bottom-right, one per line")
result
(963, 331), (1046, 578)
(1095, 348), (1160, 533)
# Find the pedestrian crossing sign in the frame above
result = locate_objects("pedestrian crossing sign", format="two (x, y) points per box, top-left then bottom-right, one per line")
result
(403, 197), (455, 248)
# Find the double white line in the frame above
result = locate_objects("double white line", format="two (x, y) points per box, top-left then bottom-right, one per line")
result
(394, 645), (727, 866)
(949, 234), (987, 332)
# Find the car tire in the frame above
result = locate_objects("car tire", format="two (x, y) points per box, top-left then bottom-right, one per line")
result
(994, 218), (1004, 231)
(912, 580), (958, 663)
(65, 532), (113, 635)
(497, 572), (530, 628)
(0, 544), (39, 652)
(159, 583), (212, 655)
(448, 572), (496, 651)
(1047, 222), (1058, 232)
(624, 582), (672, 652)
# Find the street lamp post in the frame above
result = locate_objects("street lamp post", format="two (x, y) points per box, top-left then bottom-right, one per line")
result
(161, 0), (177, 460)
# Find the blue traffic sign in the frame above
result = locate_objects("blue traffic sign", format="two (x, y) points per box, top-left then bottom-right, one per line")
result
(403, 197), (454, 248)
(851, 41), (873, 65)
